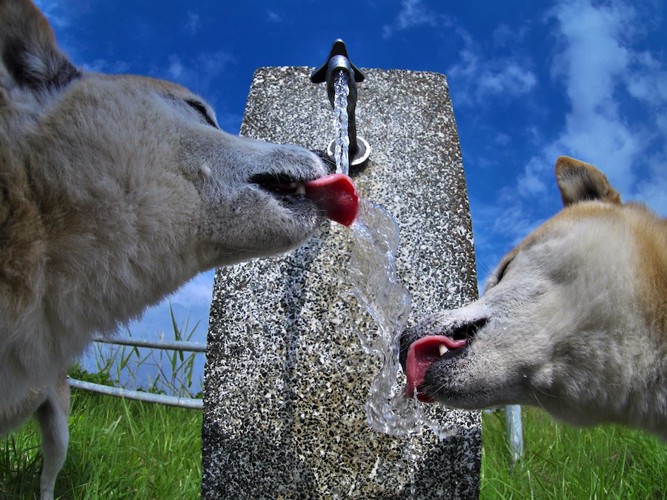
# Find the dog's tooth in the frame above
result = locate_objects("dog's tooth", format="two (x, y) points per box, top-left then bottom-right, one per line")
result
(439, 344), (448, 356)
(296, 184), (305, 196)
(199, 163), (212, 178)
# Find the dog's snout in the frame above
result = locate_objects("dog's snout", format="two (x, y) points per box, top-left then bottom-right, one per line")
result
(398, 316), (489, 372)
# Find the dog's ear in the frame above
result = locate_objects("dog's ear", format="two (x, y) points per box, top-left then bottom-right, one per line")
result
(555, 156), (621, 207)
(0, 0), (79, 93)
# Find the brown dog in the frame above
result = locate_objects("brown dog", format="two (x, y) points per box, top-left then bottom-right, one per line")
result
(402, 157), (666, 440)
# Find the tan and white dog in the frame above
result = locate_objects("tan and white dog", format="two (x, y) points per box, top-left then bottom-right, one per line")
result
(401, 157), (666, 440)
(0, 1), (358, 498)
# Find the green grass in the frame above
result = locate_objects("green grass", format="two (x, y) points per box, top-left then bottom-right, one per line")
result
(0, 306), (204, 499)
(0, 384), (202, 499)
(481, 407), (667, 499)
(3, 397), (665, 498)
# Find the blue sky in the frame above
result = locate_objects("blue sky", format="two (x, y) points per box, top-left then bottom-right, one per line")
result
(36, 0), (666, 368)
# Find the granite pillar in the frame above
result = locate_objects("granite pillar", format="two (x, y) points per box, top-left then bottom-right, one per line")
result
(202, 67), (481, 498)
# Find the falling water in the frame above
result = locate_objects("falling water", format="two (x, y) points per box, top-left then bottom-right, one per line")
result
(330, 69), (454, 438)
(346, 201), (418, 434)
(346, 201), (456, 439)
(331, 71), (350, 175)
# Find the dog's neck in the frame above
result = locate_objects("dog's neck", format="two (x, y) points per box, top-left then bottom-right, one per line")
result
(537, 321), (667, 440)
(22, 152), (205, 337)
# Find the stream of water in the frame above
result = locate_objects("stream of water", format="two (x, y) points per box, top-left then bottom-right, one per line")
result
(347, 200), (421, 435)
(331, 71), (350, 175)
(331, 70), (455, 438)
(347, 202), (456, 438)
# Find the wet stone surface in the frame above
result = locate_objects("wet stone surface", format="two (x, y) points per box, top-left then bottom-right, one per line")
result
(202, 67), (481, 499)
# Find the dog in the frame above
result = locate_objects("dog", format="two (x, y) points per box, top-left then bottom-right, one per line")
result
(0, 1), (358, 498)
(401, 156), (666, 440)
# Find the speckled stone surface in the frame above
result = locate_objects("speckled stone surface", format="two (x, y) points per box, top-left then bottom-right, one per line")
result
(202, 67), (481, 498)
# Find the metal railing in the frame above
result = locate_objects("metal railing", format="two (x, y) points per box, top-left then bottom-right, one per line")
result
(68, 335), (205, 409)
(505, 405), (524, 465)
(69, 337), (524, 463)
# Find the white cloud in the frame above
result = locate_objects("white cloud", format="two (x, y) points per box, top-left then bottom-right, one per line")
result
(514, 0), (667, 212)
(634, 161), (667, 214)
(162, 51), (234, 93)
(471, 0), (666, 277)
(266, 10), (282, 23)
(449, 49), (537, 105)
(185, 12), (201, 35)
(382, 0), (438, 39)
(80, 58), (130, 74)
(383, 2), (537, 106)
(550, 0), (630, 109)
(480, 62), (537, 97)
(34, 0), (71, 29)
(170, 272), (215, 309)
(168, 56), (185, 81)
(492, 23), (529, 48)
(477, 194), (543, 249)
(544, 0), (638, 193)
(625, 52), (667, 105)
(442, 19), (537, 107)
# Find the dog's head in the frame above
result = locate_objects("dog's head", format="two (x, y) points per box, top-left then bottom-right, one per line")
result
(400, 157), (666, 429)
(0, 0), (342, 272)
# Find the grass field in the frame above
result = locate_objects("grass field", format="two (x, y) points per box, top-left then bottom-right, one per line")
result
(2, 389), (665, 498)
(1, 386), (202, 499)
(481, 407), (666, 499)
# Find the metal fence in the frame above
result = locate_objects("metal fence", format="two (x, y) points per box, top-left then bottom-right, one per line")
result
(505, 405), (524, 464)
(68, 335), (205, 409)
(69, 336), (524, 463)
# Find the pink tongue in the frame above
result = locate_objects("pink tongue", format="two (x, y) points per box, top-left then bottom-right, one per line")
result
(404, 335), (467, 402)
(304, 174), (359, 227)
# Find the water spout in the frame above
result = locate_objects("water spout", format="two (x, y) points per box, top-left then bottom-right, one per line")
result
(311, 39), (371, 171)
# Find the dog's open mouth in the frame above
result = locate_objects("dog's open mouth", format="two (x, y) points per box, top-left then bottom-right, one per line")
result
(404, 318), (487, 402)
(250, 172), (359, 226)
(250, 173), (308, 197)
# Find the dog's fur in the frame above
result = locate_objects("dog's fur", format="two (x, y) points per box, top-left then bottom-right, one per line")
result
(401, 157), (666, 439)
(0, 1), (329, 497)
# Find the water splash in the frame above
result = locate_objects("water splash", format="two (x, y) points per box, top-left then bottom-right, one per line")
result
(347, 200), (455, 437)
(331, 71), (350, 175)
(330, 74), (454, 438)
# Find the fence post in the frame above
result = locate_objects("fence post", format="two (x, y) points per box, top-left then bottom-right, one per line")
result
(505, 405), (524, 466)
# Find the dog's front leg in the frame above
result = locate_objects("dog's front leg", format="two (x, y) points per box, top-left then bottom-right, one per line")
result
(35, 374), (70, 500)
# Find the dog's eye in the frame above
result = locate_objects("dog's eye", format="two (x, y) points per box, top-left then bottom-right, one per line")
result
(495, 258), (512, 283)
(484, 257), (513, 293)
(185, 99), (218, 128)
(487, 257), (513, 291)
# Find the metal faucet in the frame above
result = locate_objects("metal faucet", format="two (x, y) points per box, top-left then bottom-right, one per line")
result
(311, 39), (370, 168)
